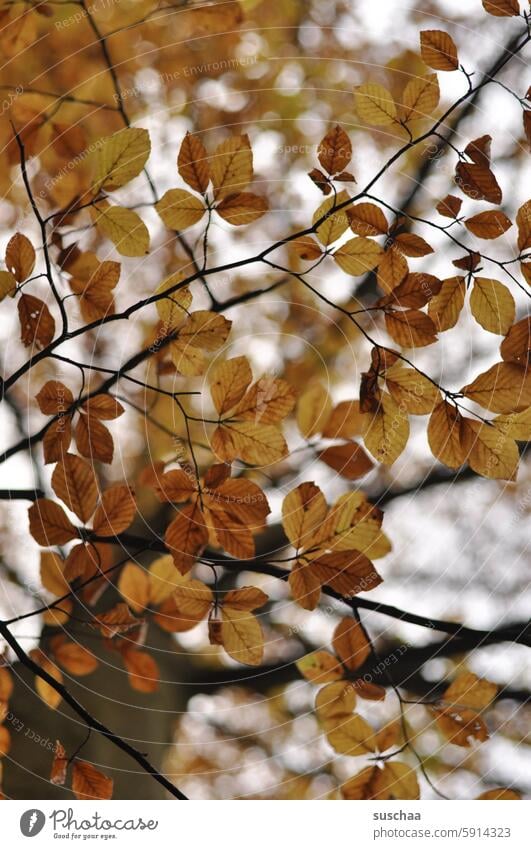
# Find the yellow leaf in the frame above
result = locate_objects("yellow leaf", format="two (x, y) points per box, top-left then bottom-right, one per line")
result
(385, 364), (441, 414)
(315, 681), (357, 722)
(377, 248), (409, 293)
(210, 134), (253, 199)
(0, 270), (17, 300)
(282, 482), (328, 549)
(420, 30), (459, 71)
(399, 73), (440, 122)
(326, 713), (376, 756)
(155, 188), (206, 230)
(312, 190), (350, 246)
(92, 203), (150, 257)
(5, 232), (36, 281)
(30, 649), (63, 710)
(477, 788), (521, 800)
(220, 607), (264, 665)
(362, 391), (410, 465)
(40, 552), (69, 596)
(118, 563), (150, 613)
(210, 356), (252, 415)
(155, 274), (192, 330)
(428, 276), (466, 331)
(178, 131), (210, 193)
(212, 421), (287, 465)
(493, 407), (531, 440)
(296, 651), (343, 683)
(223, 586), (268, 611)
(334, 237), (383, 275)
(51, 453), (98, 523)
(355, 82), (397, 126)
(232, 375), (296, 424)
(297, 383), (332, 437)
(148, 554), (184, 605)
(462, 361), (531, 413)
(461, 418), (519, 480)
(470, 278), (515, 335)
(443, 671), (498, 710)
(93, 127), (150, 191)
(382, 762), (420, 799)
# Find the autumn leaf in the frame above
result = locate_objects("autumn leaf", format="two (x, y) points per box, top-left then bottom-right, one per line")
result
(156, 188), (206, 230)
(470, 278), (515, 335)
(210, 134), (253, 199)
(92, 203), (150, 257)
(332, 618), (371, 671)
(318, 125), (352, 175)
(5, 232), (36, 281)
(72, 760), (113, 800)
(51, 453), (98, 523)
(18, 294), (55, 350)
(355, 82), (397, 126)
(29, 499), (77, 546)
(93, 127), (151, 192)
(178, 132), (210, 193)
(118, 563), (150, 613)
(420, 30), (459, 71)
(92, 485), (136, 536)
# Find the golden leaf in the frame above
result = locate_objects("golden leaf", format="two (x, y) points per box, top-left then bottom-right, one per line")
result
(462, 361), (531, 413)
(93, 127), (150, 191)
(312, 190), (350, 246)
(399, 73), (440, 122)
(296, 651), (343, 683)
(52, 639), (98, 677)
(382, 761), (420, 800)
(342, 766), (389, 800)
(362, 391), (410, 464)
(334, 237), (383, 275)
(297, 383), (332, 437)
(460, 418), (519, 480)
(326, 712), (376, 756)
(315, 681), (357, 722)
(282, 482), (328, 549)
(118, 563), (150, 613)
(385, 364), (441, 414)
(92, 203), (150, 257)
(220, 607), (264, 666)
(40, 552), (69, 596)
(210, 356), (252, 415)
(155, 188), (206, 230)
(427, 276), (466, 331)
(443, 671), (498, 710)
(470, 278), (515, 335)
(355, 82), (397, 126)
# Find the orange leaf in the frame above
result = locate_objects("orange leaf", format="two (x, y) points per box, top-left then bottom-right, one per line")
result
(72, 760), (113, 800)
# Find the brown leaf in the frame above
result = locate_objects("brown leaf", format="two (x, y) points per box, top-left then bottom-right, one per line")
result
(51, 453), (98, 523)
(318, 125), (352, 175)
(29, 499), (77, 546)
(465, 210), (512, 239)
(177, 131), (210, 194)
(332, 618), (371, 671)
(436, 194), (462, 218)
(72, 761), (113, 800)
(18, 294), (55, 350)
(75, 414), (114, 464)
(92, 485), (136, 536)
(6, 232), (36, 281)
(319, 441), (374, 480)
(420, 30), (459, 71)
